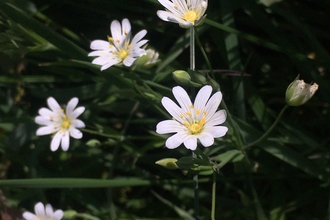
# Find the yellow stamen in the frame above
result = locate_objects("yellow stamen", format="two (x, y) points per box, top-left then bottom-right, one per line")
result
(118, 49), (128, 59)
(189, 104), (193, 109)
(184, 10), (198, 23)
(185, 117), (206, 134)
(115, 39), (120, 43)
(185, 111), (191, 116)
(196, 109), (200, 114)
(61, 114), (71, 130)
(108, 37), (113, 41)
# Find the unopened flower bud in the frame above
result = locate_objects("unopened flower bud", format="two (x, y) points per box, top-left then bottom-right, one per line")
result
(285, 76), (318, 106)
(188, 70), (207, 85)
(134, 49), (160, 69)
(155, 158), (179, 170)
(173, 70), (192, 86)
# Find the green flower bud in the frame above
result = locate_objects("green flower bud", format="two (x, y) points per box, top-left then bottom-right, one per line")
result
(155, 158), (179, 170)
(173, 70), (192, 86)
(285, 76), (319, 106)
(188, 69), (207, 85)
(63, 210), (78, 218)
(134, 49), (160, 69)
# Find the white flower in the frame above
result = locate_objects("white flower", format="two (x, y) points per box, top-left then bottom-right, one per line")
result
(157, 0), (208, 28)
(156, 85), (228, 150)
(35, 97), (85, 151)
(88, 18), (148, 71)
(23, 202), (63, 220)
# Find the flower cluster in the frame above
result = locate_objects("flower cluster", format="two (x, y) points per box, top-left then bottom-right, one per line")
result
(88, 18), (148, 71)
(23, 202), (63, 220)
(35, 97), (85, 151)
(156, 85), (228, 150)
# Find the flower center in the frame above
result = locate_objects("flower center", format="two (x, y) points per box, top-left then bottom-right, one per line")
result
(184, 117), (206, 135)
(118, 49), (128, 60)
(184, 10), (198, 23)
(61, 115), (71, 130)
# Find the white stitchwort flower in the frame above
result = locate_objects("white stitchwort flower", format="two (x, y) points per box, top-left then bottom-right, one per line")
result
(156, 85), (228, 150)
(23, 202), (63, 220)
(157, 0), (208, 28)
(88, 18), (148, 71)
(35, 97), (85, 151)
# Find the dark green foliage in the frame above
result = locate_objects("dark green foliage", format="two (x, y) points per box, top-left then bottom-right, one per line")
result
(1, 0), (330, 219)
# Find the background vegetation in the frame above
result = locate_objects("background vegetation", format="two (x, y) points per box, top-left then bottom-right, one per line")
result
(0, 0), (330, 219)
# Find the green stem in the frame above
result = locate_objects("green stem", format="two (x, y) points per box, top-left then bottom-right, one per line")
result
(244, 104), (290, 149)
(194, 27), (214, 78)
(106, 101), (139, 220)
(211, 171), (216, 220)
(190, 26), (200, 220)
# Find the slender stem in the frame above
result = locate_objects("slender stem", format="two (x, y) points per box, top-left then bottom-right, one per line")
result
(194, 27), (214, 78)
(107, 101), (140, 220)
(190, 26), (200, 220)
(190, 27), (195, 71)
(211, 171), (216, 220)
(244, 104), (290, 149)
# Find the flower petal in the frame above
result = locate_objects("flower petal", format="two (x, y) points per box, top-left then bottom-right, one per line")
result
(47, 97), (61, 112)
(205, 91), (222, 121)
(183, 136), (197, 150)
(204, 125), (228, 138)
(207, 110), (226, 126)
(130, 30), (147, 46)
(194, 85), (212, 112)
(61, 132), (70, 151)
(38, 107), (54, 118)
(34, 202), (45, 217)
(90, 40), (110, 50)
(66, 97), (78, 116)
(156, 120), (184, 134)
(35, 116), (51, 126)
(172, 86), (193, 113)
(22, 212), (38, 220)
(36, 126), (54, 136)
(45, 204), (54, 217)
(161, 97), (185, 123)
(121, 18), (131, 37)
(69, 127), (83, 139)
(72, 119), (85, 128)
(69, 106), (85, 119)
(123, 55), (137, 67)
(198, 132), (214, 147)
(165, 133), (184, 149)
(51, 132), (63, 151)
(53, 210), (64, 220)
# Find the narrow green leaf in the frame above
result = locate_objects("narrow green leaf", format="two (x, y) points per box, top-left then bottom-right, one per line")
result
(0, 3), (87, 59)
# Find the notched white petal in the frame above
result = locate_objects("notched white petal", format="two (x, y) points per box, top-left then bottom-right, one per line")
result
(183, 136), (197, 150)
(165, 133), (184, 149)
(61, 132), (70, 151)
(156, 120), (182, 134)
(36, 126), (54, 136)
(198, 133), (214, 147)
(69, 128), (83, 139)
(54, 210), (64, 220)
(22, 212), (37, 220)
(51, 132), (63, 151)
(47, 97), (61, 112)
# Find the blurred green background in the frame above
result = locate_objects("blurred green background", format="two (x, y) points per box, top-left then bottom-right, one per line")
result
(1, 0), (330, 219)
